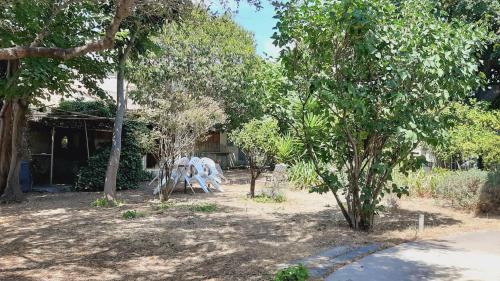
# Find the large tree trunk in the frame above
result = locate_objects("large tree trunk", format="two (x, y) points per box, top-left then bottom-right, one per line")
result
(0, 101), (13, 195)
(103, 48), (127, 201)
(0, 0), (136, 60)
(1, 98), (28, 202)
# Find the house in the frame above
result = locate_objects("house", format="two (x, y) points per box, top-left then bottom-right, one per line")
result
(27, 77), (244, 187)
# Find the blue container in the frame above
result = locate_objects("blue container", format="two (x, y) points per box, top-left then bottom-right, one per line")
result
(19, 160), (32, 193)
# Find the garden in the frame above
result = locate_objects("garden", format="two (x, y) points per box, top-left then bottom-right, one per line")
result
(1, 0), (500, 280)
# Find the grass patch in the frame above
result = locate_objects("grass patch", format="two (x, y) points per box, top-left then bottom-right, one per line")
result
(152, 201), (175, 212)
(90, 198), (124, 208)
(253, 194), (286, 203)
(186, 203), (219, 213)
(122, 210), (145, 219)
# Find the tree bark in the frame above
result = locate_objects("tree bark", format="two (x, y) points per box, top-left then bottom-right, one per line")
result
(103, 48), (128, 201)
(1, 98), (28, 202)
(249, 168), (260, 198)
(0, 101), (13, 195)
(0, 0), (136, 60)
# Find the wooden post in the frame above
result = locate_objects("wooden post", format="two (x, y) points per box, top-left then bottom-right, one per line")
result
(50, 127), (55, 185)
(418, 214), (425, 233)
(84, 120), (90, 160)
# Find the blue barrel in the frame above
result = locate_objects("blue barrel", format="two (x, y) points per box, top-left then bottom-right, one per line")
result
(19, 160), (32, 192)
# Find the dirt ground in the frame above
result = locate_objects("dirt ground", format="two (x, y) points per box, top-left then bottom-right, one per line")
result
(1, 170), (500, 281)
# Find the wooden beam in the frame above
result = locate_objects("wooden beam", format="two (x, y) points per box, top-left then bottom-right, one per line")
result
(84, 120), (90, 160)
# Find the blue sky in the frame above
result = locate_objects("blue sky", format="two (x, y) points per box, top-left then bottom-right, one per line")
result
(232, 1), (280, 58)
(210, 1), (280, 59)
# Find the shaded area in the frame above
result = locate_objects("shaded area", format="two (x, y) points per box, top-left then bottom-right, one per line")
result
(0, 183), (494, 281)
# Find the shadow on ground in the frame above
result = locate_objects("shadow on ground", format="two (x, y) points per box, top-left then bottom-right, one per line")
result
(0, 186), (467, 281)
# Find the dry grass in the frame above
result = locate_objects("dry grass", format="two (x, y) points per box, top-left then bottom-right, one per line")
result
(1, 170), (499, 281)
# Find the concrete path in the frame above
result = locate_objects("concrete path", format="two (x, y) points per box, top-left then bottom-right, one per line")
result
(326, 231), (500, 281)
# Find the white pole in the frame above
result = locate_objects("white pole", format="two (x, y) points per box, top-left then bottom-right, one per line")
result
(50, 127), (55, 185)
(418, 214), (425, 233)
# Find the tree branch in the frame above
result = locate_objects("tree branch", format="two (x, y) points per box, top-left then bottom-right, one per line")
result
(0, 0), (137, 60)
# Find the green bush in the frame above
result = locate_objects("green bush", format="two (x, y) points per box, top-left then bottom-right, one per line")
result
(122, 210), (145, 219)
(479, 168), (500, 213)
(287, 161), (322, 190)
(395, 168), (500, 213)
(274, 264), (309, 281)
(435, 169), (487, 210)
(75, 120), (151, 191)
(392, 168), (448, 197)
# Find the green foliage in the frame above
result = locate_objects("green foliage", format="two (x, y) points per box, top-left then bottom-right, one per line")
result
(441, 0), (500, 95)
(229, 118), (280, 169)
(392, 168), (449, 197)
(152, 201), (175, 212)
(122, 210), (145, 219)
(394, 168), (500, 213)
(0, 0), (112, 99)
(128, 8), (263, 130)
(435, 169), (488, 211)
(273, 0), (489, 230)
(91, 198), (111, 208)
(274, 264), (309, 281)
(480, 168), (500, 213)
(253, 193), (286, 203)
(75, 120), (151, 191)
(90, 198), (124, 208)
(434, 102), (500, 169)
(58, 100), (116, 118)
(275, 134), (297, 164)
(138, 93), (226, 179)
(287, 161), (322, 190)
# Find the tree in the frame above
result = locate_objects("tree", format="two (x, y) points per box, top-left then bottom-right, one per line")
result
(434, 102), (500, 169)
(103, 0), (186, 201)
(138, 93), (226, 201)
(229, 118), (279, 198)
(273, 0), (488, 230)
(440, 0), (499, 107)
(0, 0), (119, 201)
(128, 8), (263, 130)
(0, 0), (136, 60)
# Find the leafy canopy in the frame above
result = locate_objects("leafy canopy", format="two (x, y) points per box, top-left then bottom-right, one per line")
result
(435, 102), (500, 168)
(0, 0), (112, 100)
(229, 117), (279, 169)
(128, 8), (263, 129)
(273, 0), (489, 229)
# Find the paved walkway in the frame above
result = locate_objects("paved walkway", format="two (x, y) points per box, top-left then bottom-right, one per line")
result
(326, 231), (500, 281)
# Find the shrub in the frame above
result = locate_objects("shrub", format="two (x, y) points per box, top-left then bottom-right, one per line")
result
(392, 168), (448, 197)
(274, 264), (309, 281)
(75, 120), (151, 191)
(393, 168), (500, 213)
(478, 168), (500, 214)
(287, 161), (322, 190)
(122, 210), (145, 219)
(435, 169), (488, 211)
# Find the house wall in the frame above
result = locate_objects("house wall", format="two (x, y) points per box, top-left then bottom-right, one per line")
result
(28, 123), (113, 185)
